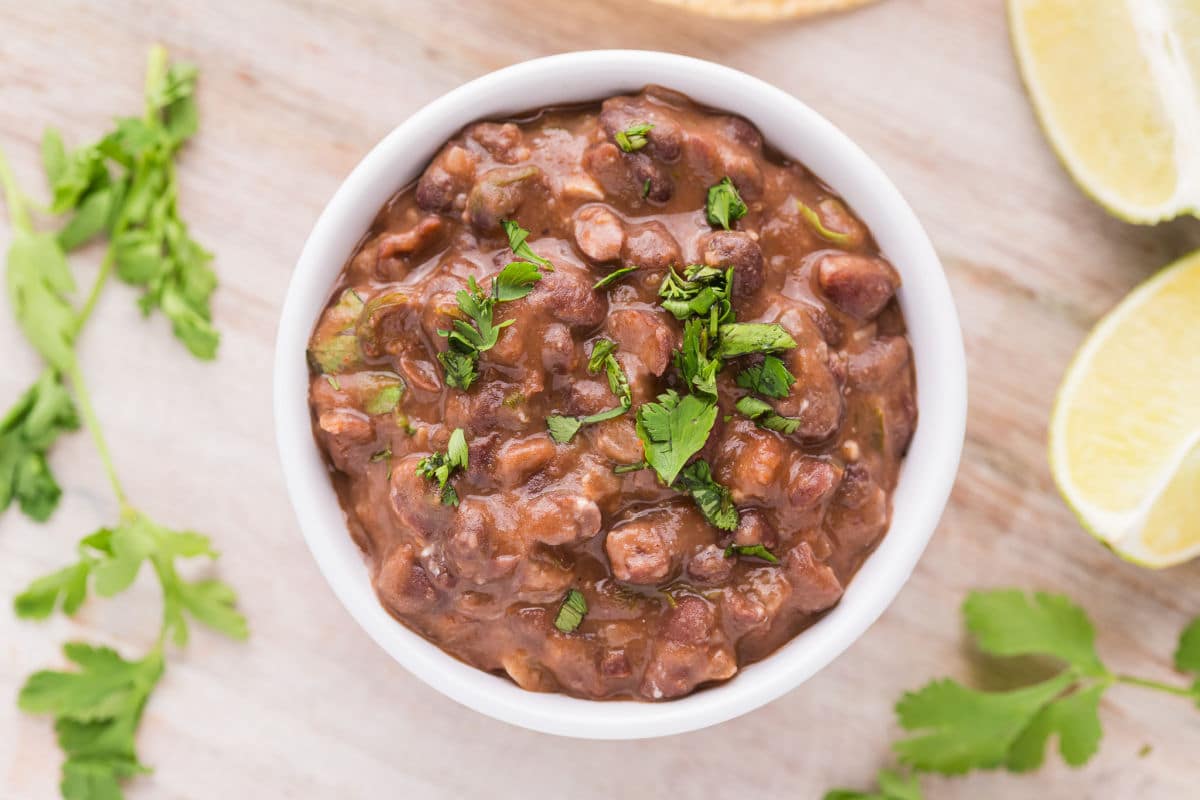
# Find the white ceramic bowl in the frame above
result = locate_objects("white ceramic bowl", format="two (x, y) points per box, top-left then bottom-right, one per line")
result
(274, 50), (966, 740)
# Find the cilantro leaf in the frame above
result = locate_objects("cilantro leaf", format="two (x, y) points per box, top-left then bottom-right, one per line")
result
(416, 428), (469, 505)
(492, 260), (543, 301)
(587, 338), (631, 406)
(3, 205), (79, 370)
(736, 395), (801, 435)
(546, 415), (584, 444)
(1005, 684), (1104, 771)
(705, 176), (748, 230)
(437, 266), (542, 390)
(735, 356), (795, 399)
(716, 323), (797, 359)
(614, 122), (654, 153)
(724, 543), (778, 563)
(593, 265), (639, 289)
(658, 264), (734, 328)
(1174, 616), (1200, 702)
(554, 588), (588, 632)
(676, 318), (720, 399)
(635, 390), (717, 485)
(19, 642), (163, 800)
(675, 460), (738, 531)
(825, 769), (924, 800)
(964, 590), (1107, 677)
(1, 369), (80, 521)
(893, 673), (1074, 775)
(501, 218), (552, 268)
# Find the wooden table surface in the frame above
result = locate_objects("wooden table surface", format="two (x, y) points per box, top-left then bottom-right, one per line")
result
(4, 1), (1200, 798)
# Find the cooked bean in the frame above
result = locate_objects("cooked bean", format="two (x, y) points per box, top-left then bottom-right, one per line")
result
(606, 308), (676, 377)
(848, 336), (911, 390)
(621, 221), (681, 273)
(494, 434), (557, 488)
(376, 544), (439, 614)
(605, 514), (679, 585)
(687, 545), (734, 585)
(525, 493), (603, 546)
(573, 205), (625, 263)
(817, 253), (900, 320)
(466, 165), (542, 233)
(783, 542), (844, 613)
(701, 230), (764, 298)
(466, 122), (527, 163)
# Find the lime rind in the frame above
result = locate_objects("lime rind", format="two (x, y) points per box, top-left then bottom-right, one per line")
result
(1049, 250), (1200, 567)
(1008, 0), (1200, 224)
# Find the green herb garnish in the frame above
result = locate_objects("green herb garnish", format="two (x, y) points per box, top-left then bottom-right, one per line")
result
(676, 318), (720, 399)
(735, 395), (801, 435)
(437, 261), (544, 390)
(554, 588), (588, 633)
(705, 176), (748, 230)
(415, 428), (469, 506)
(614, 122), (654, 153)
(593, 264), (639, 290)
(797, 199), (853, 246)
(634, 390), (718, 486)
(658, 264), (735, 330)
(715, 323), (797, 359)
(828, 591), (1200, 798)
(642, 178), (652, 198)
(824, 770), (924, 800)
(676, 460), (738, 531)
(501, 218), (552, 268)
(0, 369), (79, 521)
(5, 47), (246, 800)
(723, 543), (780, 563)
(613, 461), (648, 475)
(735, 356), (796, 399)
(546, 339), (631, 443)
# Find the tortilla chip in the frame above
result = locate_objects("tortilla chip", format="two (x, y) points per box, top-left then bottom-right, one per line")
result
(649, 0), (879, 20)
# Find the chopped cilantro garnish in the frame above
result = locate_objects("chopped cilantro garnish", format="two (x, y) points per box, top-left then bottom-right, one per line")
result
(735, 395), (801, 435)
(675, 460), (738, 531)
(615, 122), (654, 153)
(724, 543), (779, 563)
(554, 588), (588, 632)
(436, 261), (544, 390)
(676, 318), (720, 399)
(546, 340), (631, 443)
(634, 389), (718, 486)
(705, 176), (748, 230)
(658, 264), (734, 331)
(735, 356), (796, 399)
(642, 178), (651, 198)
(715, 323), (797, 359)
(415, 428), (468, 505)
(593, 264), (639, 290)
(501, 218), (552, 268)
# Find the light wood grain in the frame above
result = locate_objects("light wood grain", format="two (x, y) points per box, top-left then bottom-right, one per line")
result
(3, 1), (1200, 798)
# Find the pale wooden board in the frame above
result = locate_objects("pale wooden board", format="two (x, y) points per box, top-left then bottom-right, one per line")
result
(3, 0), (1200, 797)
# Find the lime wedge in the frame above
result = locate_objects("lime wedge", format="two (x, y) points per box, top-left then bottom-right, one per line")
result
(1009, 0), (1200, 223)
(1050, 250), (1200, 567)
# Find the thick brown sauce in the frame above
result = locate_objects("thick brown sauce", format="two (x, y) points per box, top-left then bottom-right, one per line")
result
(307, 87), (917, 700)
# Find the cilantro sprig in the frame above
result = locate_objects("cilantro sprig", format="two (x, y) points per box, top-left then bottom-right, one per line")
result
(3, 47), (246, 800)
(614, 122), (654, 153)
(676, 460), (737, 531)
(43, 46), (219, 358)
(658, 263), (734, 332)
(546, 338), (631, 444)
(826, 589), (1200, 799)
(724, 543), (779, 563)
(501, 218), (552, 268)
(437, 262), (544, 390)
(416, 428), (469, 506)
(705, 176), (748, 230)
(593, 264), (639, 290)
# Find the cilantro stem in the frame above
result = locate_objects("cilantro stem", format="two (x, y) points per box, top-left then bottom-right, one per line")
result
(76, 247), (115, 332)
(64, 358), (133, 516)
(0, 148), (33, 233)
(1115, 674), (1196, 698)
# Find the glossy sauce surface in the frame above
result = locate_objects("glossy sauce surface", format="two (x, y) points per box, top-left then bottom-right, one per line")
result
(307, 87), (917, 700)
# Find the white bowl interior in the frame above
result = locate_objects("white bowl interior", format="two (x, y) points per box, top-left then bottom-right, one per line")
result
(274, 50), (966, 739)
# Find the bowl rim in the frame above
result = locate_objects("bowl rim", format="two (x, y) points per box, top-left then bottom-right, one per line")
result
(273, 49), (966, 740)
